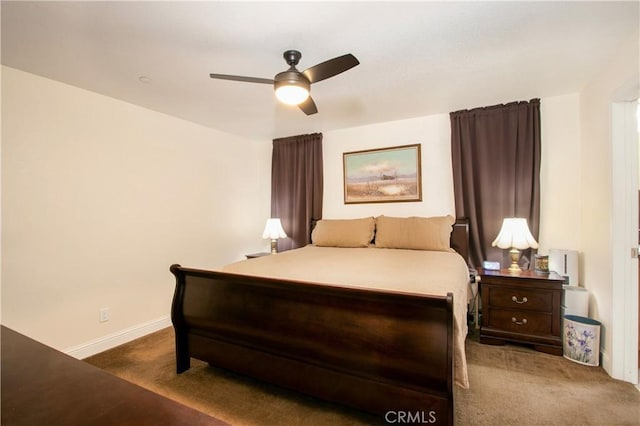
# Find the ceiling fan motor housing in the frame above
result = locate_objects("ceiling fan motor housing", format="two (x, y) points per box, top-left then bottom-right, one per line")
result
(274, 70), (310, 92)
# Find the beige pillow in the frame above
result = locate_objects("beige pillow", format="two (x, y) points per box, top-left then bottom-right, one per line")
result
(311, 217), (375, 248)
(374, 215), (455, 251)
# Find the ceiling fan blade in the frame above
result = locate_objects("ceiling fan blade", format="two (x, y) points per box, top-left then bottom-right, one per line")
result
(298, 96), (318, 115)
(209, 73), (274, 85)
(302, 54), (359, 84)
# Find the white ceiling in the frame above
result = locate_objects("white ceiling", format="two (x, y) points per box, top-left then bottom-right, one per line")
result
(2, 1), (638, 140)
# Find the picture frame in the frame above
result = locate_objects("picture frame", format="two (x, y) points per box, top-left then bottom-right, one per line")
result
(343, 143), (422, 204)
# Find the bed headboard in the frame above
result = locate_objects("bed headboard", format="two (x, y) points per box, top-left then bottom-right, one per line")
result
(450, 218), (470, 265)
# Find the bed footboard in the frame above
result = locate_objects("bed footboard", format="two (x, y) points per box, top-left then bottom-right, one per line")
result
(170, 264), (454, 425)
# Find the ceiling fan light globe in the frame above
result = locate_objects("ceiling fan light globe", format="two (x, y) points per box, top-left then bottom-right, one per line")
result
(275, 85), (309, 105)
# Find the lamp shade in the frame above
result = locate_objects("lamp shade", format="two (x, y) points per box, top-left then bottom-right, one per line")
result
(492, 218), (539, 250)
(262, 218), (288, 240)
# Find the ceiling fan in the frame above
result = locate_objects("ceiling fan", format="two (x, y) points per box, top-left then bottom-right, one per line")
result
(209, 50), (359, 115)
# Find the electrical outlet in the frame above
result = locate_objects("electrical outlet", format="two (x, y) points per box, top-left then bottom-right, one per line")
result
(99, 307), (110, 323)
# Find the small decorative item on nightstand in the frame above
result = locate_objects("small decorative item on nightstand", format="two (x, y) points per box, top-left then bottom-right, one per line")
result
(534, 254), (549, 274)
(482, 260), (501, 271)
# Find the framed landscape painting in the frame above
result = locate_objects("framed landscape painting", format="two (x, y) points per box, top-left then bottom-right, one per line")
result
(343, 144), (422, 204)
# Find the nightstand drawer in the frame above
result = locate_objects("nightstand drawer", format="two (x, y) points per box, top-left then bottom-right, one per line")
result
(488, 287), (553, 312)
(487, 309), (552, 335)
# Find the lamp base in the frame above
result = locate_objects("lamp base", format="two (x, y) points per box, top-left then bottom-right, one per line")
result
(507, 248), (521, 273)
(270, 239), (278, 254)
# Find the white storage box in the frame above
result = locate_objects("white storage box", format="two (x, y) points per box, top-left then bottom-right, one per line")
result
(562, 285), (589, 317)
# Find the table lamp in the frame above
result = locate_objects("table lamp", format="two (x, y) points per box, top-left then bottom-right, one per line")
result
(492, 218), (539, 273)
(262, 218), (288, 254)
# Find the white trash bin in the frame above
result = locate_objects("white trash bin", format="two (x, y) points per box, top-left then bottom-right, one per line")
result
(563, 315), (601, 366)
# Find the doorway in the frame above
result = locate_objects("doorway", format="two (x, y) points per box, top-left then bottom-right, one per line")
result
(611, 100), (639, 385)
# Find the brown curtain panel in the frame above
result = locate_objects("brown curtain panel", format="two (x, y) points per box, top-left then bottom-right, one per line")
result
(450, 99), (541, 269)
(271, 133), (323, 252)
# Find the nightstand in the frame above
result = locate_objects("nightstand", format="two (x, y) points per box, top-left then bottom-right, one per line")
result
(245, 252), (271, 259)
(479, 268), (566, 355)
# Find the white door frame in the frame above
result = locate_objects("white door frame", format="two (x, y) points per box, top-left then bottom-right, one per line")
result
(611, 101), (639, 384)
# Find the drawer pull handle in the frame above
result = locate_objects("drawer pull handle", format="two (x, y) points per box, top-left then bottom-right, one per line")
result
(511, 317), (528, 325)
(511, 296), (528, 304)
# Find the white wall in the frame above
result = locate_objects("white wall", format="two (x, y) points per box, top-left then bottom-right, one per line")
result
(1, 67), (271, 351)
(539, 94), (582, 256)
(578, 31), (639, 375)
(323, 114), (455, 218)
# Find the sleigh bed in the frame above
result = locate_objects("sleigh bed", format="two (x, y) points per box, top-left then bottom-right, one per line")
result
(170, 216), (470, 425)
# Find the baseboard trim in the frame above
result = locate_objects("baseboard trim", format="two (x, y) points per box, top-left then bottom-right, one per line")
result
(601, 349), (611, 376)
(64, 315), (171, 360)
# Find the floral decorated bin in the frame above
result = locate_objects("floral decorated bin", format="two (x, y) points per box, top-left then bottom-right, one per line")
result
(563, 315), (601, 366)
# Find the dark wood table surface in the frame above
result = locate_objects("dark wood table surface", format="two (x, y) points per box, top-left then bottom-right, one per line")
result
(1, 325), (227, 426)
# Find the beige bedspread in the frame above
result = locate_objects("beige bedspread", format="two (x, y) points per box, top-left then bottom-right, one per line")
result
(222, 245), (470, 389)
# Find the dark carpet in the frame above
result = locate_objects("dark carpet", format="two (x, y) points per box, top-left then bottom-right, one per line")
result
(86, 328), (640, 425)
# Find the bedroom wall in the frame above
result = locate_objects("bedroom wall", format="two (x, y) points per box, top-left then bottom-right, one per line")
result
(539, 93), (582, 255)
(322, 95), (582, 256)
(578, 31), (639, 376)
(322, 113), (455, 219)
(1, 66), (272, 351)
